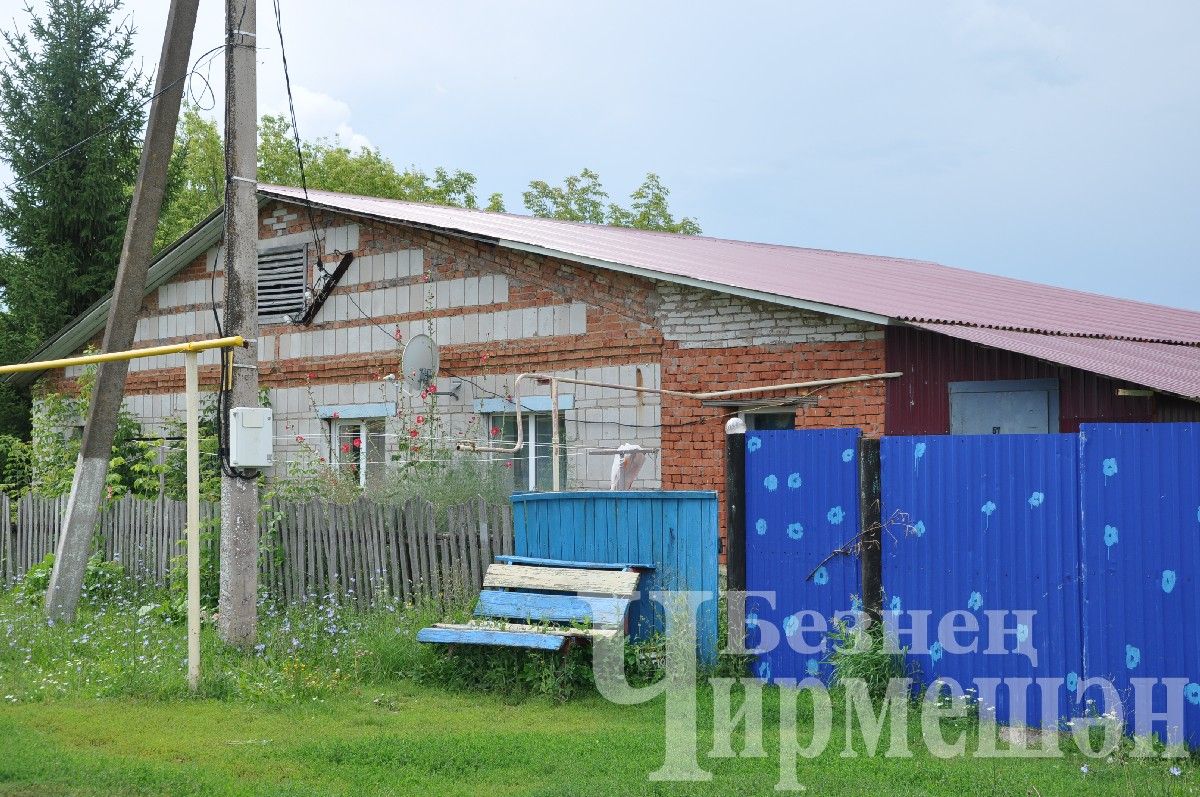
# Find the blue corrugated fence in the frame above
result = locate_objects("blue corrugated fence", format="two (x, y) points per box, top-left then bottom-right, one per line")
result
(747, 422), (1200, 745)
(744, 429), (862, 683)
(881, 433), (1083, 727)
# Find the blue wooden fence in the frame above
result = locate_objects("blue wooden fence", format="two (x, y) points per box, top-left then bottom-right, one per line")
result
(744, 429), (862, 683)
(510, 490), (719, 666)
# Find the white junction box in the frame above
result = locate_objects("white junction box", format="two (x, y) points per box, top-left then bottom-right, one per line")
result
(229, 407), (275, 468)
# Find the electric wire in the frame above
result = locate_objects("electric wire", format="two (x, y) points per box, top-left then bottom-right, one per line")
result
(2, 42), (227, 191)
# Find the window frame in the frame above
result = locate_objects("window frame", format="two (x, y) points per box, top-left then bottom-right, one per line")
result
(329, 417), (385, 488)
(740, 409), (796, 431)
(487, 411), (567, 492)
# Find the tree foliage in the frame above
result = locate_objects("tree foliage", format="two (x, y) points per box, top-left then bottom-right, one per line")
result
(158, 116), (703, 256)
(155, 106), (224, 250)
(0, 0), (146, 342)
(259, 114), (483, 206)
(523, 169), (701, 234)
(0, 0), (147, 435)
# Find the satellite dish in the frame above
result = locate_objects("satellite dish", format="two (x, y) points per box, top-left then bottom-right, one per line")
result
(401, 334), (440, 392)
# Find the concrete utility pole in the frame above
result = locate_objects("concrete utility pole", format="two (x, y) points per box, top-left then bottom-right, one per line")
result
(218, 0), (260, 646)
(45, 0), (200, 623)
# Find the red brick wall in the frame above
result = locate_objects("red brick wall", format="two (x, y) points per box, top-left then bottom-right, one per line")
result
(659, 336), (887, 541)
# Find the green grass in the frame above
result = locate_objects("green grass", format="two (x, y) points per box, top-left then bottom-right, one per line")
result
(1, 592), (1198, 796)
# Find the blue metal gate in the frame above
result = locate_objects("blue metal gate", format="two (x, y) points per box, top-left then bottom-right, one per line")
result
(747, 422), (1200, 745)
(881, 433), (1083, 727)
(745, 429), (861, 683)
(1078, 423), (1200, 744)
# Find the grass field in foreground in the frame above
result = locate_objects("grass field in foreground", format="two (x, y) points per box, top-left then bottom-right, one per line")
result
(2, 683), (1197, 797)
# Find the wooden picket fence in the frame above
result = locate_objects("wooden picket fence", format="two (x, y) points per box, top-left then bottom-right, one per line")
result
(0, 493), (513, 608)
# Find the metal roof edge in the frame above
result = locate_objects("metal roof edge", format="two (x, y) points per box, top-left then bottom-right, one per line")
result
(909, 321), (1200, 402)
(898, 316), (1200, 347)
(499, 239), (894, 326)
(6, 207), (229, 387)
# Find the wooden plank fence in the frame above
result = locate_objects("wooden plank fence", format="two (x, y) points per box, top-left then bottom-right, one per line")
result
(0, 493), (512, 608)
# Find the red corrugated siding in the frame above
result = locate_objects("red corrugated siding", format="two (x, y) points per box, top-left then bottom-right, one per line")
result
(1157, 397), (1200, 423)
(884, 326), (1157, 434)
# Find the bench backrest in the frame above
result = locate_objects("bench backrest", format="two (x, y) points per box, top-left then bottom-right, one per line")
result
(475, 557), (653, 630)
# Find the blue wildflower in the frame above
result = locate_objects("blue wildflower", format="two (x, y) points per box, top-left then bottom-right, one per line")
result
(914, 442), (926, 461)
(806, 658), (820, 677)
(930, 641), (943, 664)
(1028, 491), (1044, 508)
(758, 659), (771, 682)
(1016, 624), (1029, 644)
(764, 474), (778, 492)
(913, 520), (926, 537)
(981, 500), (996, 530)
(827, 506), (845, 525)
(755, 518), (767, 535)
(746, 611), (759, 629)
(841, 448), (854, 463)
(1066, 671), (1079, 693)
(890, 595), (902, 615)
(1125, 644), (1140, 670)
(850, 595), (863, 612)
(967, 591), (983, 611)
(786, 522), (804, 540)
(813, 566), (829, 586)
(1104, 525), (1119, 548)
(1185, 682), (1200, 706)
(787, 473), (802, 489)
(1102, 458), (1118, 478)
(747, 436), (762, 453)
(783, 615), (799, 638)
(1162, 570), (1177, 594)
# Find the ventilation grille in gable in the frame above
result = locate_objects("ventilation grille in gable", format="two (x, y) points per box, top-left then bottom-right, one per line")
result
(257, 245), (307, 322)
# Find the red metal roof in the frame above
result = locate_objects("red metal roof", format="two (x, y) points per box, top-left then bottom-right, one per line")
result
(911, 323), (1200, 401)
(261, 185), (1200, 398)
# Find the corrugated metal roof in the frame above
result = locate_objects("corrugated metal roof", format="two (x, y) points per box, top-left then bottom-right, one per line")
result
(263, 185), (1200, 345)
(913, 322), (1200, 401)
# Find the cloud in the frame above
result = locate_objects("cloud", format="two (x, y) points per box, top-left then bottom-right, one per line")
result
(953, 0), (1077, 87)
(265, 85), (373, 151)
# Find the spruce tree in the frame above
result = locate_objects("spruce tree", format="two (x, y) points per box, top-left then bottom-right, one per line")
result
(0, 0), (147, 434)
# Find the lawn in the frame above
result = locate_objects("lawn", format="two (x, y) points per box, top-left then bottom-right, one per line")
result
(1, 592), (1197, 796)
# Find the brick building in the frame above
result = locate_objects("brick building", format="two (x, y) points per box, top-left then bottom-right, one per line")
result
(16, 185), (1200, 523)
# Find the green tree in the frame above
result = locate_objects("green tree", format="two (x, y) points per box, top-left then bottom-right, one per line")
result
(257, 114), (480, 207)
(522, 168), (609, 224)
(0, 0), (147, 435)
(523, 169), (701, 234)
(159, 113), (492, 251)
(156, 106), (224, 249)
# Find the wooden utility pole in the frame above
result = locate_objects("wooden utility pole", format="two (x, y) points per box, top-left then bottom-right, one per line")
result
(45, 0), (200, 623)
(218, 0), (260, 646)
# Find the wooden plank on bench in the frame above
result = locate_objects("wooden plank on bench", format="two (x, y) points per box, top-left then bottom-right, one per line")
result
(494, 555), (655, 572)
(483, 564), (640, 596)
(475, 589), (630, 627)
(416, 626), (568, 650)
(431, 622), (620, 640)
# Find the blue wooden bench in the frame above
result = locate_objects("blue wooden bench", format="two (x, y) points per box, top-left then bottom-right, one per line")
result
(416, 555), (654, 651)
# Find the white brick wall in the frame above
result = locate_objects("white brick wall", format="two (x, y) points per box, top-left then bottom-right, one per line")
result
(279, 299), (585, 358)
(261, 363), (662, 489)
(656, 283), (883, 348)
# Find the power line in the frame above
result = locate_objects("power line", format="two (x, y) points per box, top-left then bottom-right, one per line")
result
(2, 42), (227, 192)
(270, 0), (323, 263)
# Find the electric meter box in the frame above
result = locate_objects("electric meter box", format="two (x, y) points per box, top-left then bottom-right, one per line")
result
(229, 407), (274, 468)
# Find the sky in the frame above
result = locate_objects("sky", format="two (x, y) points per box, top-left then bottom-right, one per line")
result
(1, 0), (1197, 310)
